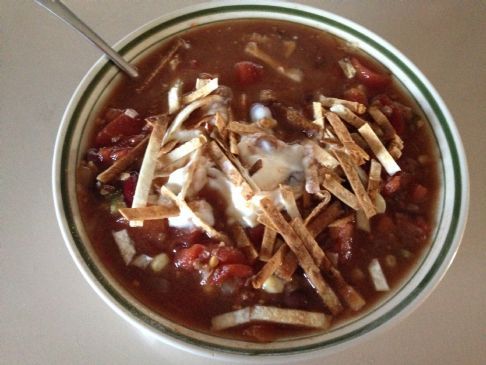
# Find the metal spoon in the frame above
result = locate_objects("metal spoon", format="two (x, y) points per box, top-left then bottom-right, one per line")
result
(35, 0), (139, 79)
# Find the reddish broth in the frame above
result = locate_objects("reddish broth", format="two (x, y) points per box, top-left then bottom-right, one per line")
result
(77, 20), (439, 341)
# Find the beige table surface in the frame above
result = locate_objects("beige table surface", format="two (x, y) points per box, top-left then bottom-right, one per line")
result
(1, 1), (485, 364)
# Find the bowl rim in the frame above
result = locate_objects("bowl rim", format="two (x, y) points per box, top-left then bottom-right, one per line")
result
(52, 0), (469, 360)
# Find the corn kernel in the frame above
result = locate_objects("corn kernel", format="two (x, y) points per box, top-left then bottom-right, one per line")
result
(150, 253), (169, 272)
(262, 275), (285, 294)
(209, 255), (219, 268)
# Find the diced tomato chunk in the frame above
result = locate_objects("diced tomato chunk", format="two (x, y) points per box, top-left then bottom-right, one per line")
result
(350, 57), (390, 89)
(96, 111), (145, 146)
(210, 264), (253, 285)
(234, 61), (263, 86)
(383, 174), (402, 195)
(395, 214), (428, 245)
(329, 222), (354, 263)
(122, 173), (138, 207)
(375, 215), (395, 234)
(414, 216), (430, 234)
(410, 184), (428, 203)
(129, 220), (169, 255)
(390, 111), (405, 135)
(175, 228), (207, 246)
(175, 244), (207, 270)
(92, 146), (132, 167)
(110, 147), (131, 161)
(342, 85), (368, 105)
(214, 246), (247, 265)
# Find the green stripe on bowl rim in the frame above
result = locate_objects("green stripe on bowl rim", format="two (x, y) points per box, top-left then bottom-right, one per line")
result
(55, 3), (467, 357)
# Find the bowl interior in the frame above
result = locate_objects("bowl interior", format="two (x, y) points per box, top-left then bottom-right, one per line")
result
(53, 1), (468, 358)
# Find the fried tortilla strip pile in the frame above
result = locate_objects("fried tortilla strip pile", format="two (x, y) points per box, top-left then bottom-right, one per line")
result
(259, 198), (343, 315)
(319, 95), (366, 114)
(130, 116), (169, 227)
(291, 218), (365, 311)
(333, 149), (377, 219)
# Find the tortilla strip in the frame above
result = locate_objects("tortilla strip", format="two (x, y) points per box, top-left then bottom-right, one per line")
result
(367, 159), (382, 200)
(160, 186), (229, 242)
(358, 123), (401, 176)
(282, 106), (321, 136)
(279, 185), (302, 220)
(388, 134), (404, 160)
(251, 305), (330, 329)
(159, 135), (207, 165)
(179, 147), (203, 200)
(330, 104), (367, 128)
(214, 112), (228, 141)
(119, 205), (180, 221)
(350, 132), (368, 150)
(328, 214), (355, 228)
(231, 224), (258, 262)
(259, 225), (278, 261)
(210, 140), (259, 195)
(305, 201), (343, 238)
(319, 95), (366, 115)
(312, 101), (324, 129)
(229, 132), (239, 155)
(304, 197), (330, 226)
(291, 218), (324, 267)
(183, 78), (218, 104)
(193, 115), (215, 129)
(291, 218), (365, 311)
(252, 244), (286, 288)
(130, 116), (169, 227)
(256, 117), (277, 129)
(315, 189), (331, 204)
(211, 307), (251, 331)
(368, 105), (396, 140)
(97, 136), (149, 183)
(257, 213), (278, 231)
(157, 139), (178, 158)
(306, 140), (339, 169)
(211, 305), (331, 331)
(322, 174), (360, 211)
(275, 248), (298, 281)
(226, 121), (265, 135)
(333, 149), (377, 219)
(163, 94), (224, 144)
(136, 39), (185, 94)
(195, 78), (211, 90)
(248, 159), (263, 176)
(154, 154), (190, 177)
(259, 198), (342, 315)
(245, 42), (303, 82)
(325, 111), (369, 165)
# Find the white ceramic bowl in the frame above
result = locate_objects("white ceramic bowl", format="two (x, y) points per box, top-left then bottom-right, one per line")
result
(52, 0), (469, 360)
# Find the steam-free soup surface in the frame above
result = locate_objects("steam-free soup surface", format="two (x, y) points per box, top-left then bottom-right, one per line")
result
(77, 19), (438, 342)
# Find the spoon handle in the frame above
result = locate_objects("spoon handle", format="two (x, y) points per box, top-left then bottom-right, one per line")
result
(35, 0), (139, 79)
